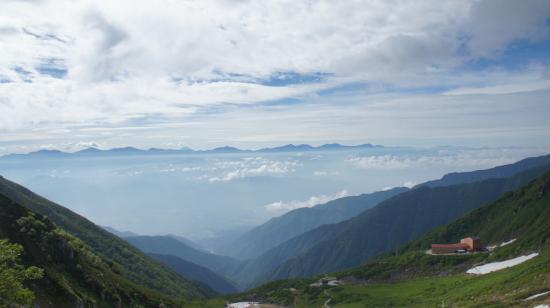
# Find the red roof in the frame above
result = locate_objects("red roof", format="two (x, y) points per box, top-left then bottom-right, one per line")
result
(431, 243), (469, 249)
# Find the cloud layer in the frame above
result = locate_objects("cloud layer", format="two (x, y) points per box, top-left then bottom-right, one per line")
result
(1, 0), (550, 151)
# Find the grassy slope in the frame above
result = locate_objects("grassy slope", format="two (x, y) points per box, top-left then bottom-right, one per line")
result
(323, 251), (549, 308)
(0, 176), (208, 300)
(206, 171), (550, 307)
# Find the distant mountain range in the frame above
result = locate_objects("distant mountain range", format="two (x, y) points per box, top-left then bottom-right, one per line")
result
(0, 143), (383, 159)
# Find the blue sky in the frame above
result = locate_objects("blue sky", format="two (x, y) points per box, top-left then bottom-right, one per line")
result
(0, 0), (550, 154)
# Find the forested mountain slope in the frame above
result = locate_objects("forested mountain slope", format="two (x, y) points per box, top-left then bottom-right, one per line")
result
(0, 175), (208, 299)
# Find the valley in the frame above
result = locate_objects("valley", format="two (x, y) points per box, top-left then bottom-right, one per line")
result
(2, 2), (550, 307)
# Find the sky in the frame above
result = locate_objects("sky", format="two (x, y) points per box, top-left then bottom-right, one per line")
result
(1, 0), (550, 154)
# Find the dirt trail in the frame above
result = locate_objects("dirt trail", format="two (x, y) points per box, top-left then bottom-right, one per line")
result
(323, 290), (332, 308)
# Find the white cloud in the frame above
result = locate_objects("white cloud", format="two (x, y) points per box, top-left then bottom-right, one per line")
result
(347, 147), (550, 171)
(403, 181), (415, 188)
(347, 155), (412, 170)
(264, 190), (349, 212)
(0, 0), (549, 149)
(381, 181), (414, 191)
(208, 158), (300, 182)
(445, 79), (550, 96)
(313, 170), (339, 176)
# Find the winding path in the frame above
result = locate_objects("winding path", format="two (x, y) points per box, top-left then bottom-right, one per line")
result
(323, 290), (332, 308)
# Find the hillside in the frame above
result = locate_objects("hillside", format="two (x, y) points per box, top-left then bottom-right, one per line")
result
(125, 235), (239, 274)
(150, 253), (238, 295)
(217, 170), (550, 307)
(220, 187), (408, 260)
(260, 163), (550, 284)
(0, 194), (208, 307)
(219, 154), (550, 288)
(0, 175), (208, 299)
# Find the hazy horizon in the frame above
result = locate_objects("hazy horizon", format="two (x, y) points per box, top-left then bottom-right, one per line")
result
(1, 145), (548, 238)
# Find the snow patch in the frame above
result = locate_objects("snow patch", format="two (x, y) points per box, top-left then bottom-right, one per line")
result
(466, 253), (539, 275)
(533, 305), (549, 308)
(524, 291), (550, 301)
(487, 238), (517, 251)
(500, 238), (516, 247)
(227, 302), (259, 308)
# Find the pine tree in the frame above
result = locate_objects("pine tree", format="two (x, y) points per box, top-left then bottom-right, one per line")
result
(0, 239), (43, 307)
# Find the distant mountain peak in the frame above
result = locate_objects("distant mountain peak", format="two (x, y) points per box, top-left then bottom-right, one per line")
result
(212, 146), (240, 150)
(1, 143), (384, 159)
(76, 147), (103, 153)
(111, 146), (142, 152)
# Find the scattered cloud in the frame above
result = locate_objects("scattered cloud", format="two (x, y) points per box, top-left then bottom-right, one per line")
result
(347, 155), (412, 170)
(403, 181), (415, 188)
(0, 0), (549, 149)
(313, 170), (339, 176)
(208, 158), (300, 182)
(264, 190), (349, 212)
(347, 147), (550, 171)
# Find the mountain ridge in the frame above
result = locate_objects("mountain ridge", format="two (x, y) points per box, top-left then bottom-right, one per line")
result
(0, 143), (382, 159)
(218, 186), (409, 260)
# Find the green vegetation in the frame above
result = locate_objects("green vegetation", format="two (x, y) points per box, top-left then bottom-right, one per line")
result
(0, 239), (43, 307)
(0, 176), (208, 299)
(323, 251), (549, 307)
